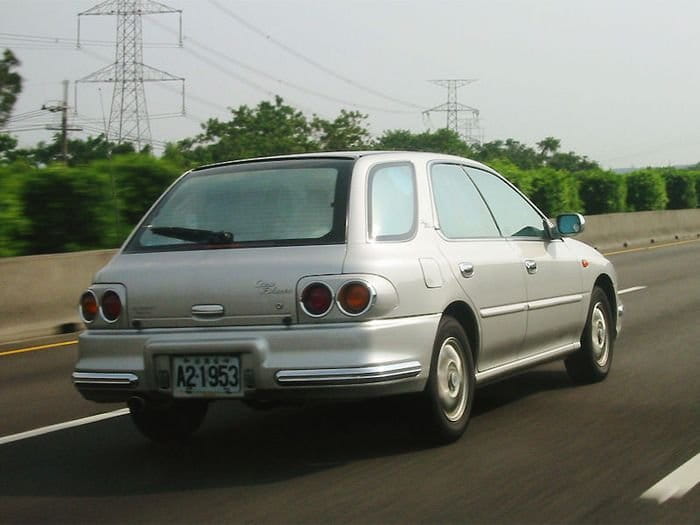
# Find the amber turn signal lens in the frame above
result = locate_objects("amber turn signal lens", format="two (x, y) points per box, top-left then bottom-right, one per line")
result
(337, 281), (373, 316)
(301, 283), (333, 317)
(100, 290), (122, 322)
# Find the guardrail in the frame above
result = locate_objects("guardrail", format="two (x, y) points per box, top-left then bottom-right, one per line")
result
(1, 209), (699, 342)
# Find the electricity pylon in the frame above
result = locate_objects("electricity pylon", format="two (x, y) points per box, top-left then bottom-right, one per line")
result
(76, 0), (184, 149)
(424, 79), (482, 145)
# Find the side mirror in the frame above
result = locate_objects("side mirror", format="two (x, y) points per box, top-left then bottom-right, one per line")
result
(556, 213), (586, 236)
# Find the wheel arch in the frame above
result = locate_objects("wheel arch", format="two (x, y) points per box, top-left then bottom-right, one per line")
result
(443, 301), (480, 367)
(593, 273), (618, 338)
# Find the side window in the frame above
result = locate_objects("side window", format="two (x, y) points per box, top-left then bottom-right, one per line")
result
(466, 167), (546, 239)
(368, 163), (416, 241)
(430, 164), (500, 238)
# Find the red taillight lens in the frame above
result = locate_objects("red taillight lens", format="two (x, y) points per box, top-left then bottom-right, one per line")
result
(301, 283), (333, 317)
(100, 290), (122, 322)
(337, 281), (373, 316)
(79, 291), (98, 323)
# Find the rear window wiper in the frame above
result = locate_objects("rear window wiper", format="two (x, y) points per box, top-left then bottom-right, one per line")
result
(148, 226), (234, 244)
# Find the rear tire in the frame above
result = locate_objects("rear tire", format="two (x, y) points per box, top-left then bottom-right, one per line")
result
(422, 315), (475, 444)
(129, 399), (208, 443)
(565, 286), (614, 384)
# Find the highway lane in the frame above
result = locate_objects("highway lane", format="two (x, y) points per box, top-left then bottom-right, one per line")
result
(0, 241), (698, 523)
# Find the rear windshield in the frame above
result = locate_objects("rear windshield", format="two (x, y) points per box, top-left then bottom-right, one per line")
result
(124, 158), (353, 253)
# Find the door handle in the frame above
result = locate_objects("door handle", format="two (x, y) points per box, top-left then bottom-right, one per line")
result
(524, 259), (538, 274)
(458, 262), (474, 278)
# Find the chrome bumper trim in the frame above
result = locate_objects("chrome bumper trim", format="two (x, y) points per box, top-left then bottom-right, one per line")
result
(72, 372), (139, 387)
(275, 361), (422, 386)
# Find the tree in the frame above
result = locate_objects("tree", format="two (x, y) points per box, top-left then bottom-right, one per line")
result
(28, 133), (136, 166)
(0, 49), (22, 127)
(473, 139), (540, 169)
(537, 136), (561, 157)
(168, 97), (376, 166)
(375, 128), (472, 157)
(0, 133), (18, 163)
(312, 110), (372, 151)
(171, 96), (317, 165)
(546, 151), (599, 173)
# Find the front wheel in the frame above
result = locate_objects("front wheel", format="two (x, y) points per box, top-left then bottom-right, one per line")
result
(565, 286), (614, 384)
(422, 316), (475, 444)
(129, 399), (208, 443)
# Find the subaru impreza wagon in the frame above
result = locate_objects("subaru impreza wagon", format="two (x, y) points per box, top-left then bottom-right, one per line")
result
(74, 151), (623, 443)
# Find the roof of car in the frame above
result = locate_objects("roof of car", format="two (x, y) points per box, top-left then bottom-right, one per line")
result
(191, 151), (490, 172)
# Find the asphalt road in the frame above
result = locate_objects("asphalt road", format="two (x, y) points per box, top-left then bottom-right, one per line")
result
(1, 240), (698, 524)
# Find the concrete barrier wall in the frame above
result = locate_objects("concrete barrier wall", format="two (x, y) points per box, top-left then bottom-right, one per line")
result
(578, 209), (700, 251)
(1, 209), (699, 342)
(0, 249), (117, 342)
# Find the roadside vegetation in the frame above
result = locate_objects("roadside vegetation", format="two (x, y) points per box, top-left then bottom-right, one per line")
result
(1, 50), (698, 256)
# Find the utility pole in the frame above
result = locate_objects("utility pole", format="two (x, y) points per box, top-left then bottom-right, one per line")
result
(76, 0), (185, 150)
(43, 80), (82, 162)
(424, 79), (483, 145)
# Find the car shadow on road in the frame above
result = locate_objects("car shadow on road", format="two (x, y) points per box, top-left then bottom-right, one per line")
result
(0, 368), (574, 498)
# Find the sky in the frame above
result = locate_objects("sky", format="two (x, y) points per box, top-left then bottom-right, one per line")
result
(1, 0), (698, 169)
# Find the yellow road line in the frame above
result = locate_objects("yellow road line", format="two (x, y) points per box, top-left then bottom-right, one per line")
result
(604, 238), (699, 256)
(0, 339), (78, 358)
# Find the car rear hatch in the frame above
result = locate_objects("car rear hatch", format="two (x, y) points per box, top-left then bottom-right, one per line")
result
(99, 157), (354, 328)
(96, 245), (346, 328)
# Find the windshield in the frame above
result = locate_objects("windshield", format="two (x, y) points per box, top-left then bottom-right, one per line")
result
(125, 158), (353, 253)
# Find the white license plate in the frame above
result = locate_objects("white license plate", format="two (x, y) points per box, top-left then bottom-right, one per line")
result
(172, 355), (241, 396)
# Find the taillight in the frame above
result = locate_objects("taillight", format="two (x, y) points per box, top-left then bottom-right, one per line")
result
(100, 290), (122, 322)
(300, 282), (333, 317)
(79, 290), (98, 323)
(337, 281), (374, 316)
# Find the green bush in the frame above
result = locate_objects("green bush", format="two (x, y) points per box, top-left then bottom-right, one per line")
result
(485, 162), (580, 216)
(578, 170), (626, 214)
(20, 164), (115, 254)
(487, 160), (533, 195)
(92, 154), (182, 240)
(0, 162), (30, 256)
(625, 170), (668, 211)
(661, 170), (697, 209)
(527, 168), (582, 217)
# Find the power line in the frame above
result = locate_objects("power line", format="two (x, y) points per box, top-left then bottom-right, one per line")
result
(148, 16), (414, 115)
(0, 31), (180, 48)
(208, 0), (423, 111)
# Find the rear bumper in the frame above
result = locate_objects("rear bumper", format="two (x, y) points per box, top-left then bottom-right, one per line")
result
(74, 315), (440, 402)
(274, 361), (423, 386)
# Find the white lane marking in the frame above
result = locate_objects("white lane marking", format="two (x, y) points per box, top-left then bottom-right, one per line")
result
(640, 453), (700, 503)
(0, 408), (129, 446)
(618, 285), (647, 295)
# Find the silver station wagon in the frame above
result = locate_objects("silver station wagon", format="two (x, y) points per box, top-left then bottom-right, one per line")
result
(74, 151), (623, 443)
